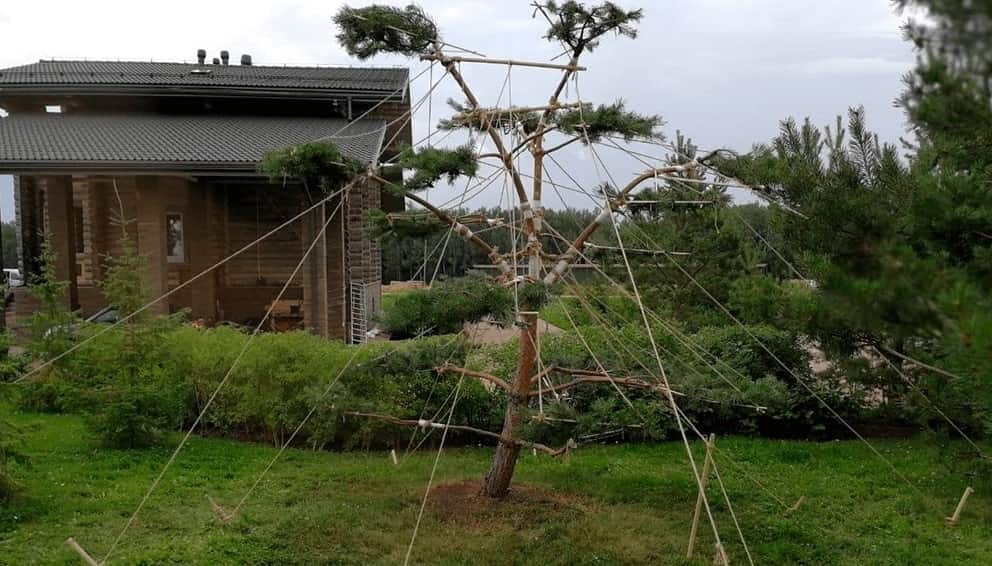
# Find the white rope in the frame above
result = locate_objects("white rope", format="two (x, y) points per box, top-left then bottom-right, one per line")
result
(589, 119), (928, 496)
(571, 74), (725, 549)
(628, 213), (927, 497)
(674, 405), (755, 565)
(229, 341), (366, 517)
(7, 185), (348, 386)
(426, 67), (511, 286)
(559, 268), (795, 512)
(403, 373), (465, 566)
(312, 64), (435, 144)
(101, 197), (345, 563)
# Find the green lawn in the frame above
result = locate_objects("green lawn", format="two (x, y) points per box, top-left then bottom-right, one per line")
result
(1, 410), (990, 565)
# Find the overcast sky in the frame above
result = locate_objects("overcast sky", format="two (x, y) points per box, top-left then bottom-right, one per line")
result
(0, 0), (917, 220)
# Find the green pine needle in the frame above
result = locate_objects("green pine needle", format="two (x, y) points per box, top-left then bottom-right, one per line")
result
(398, 144), (479, 192)
(334, 4), (439, 59)
(258, 142), (363, 192)
(535, 1), (643, 53)
(555, 100), (662, 143)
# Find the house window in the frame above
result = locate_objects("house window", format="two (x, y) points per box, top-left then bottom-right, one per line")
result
(45, 105), (63, 113)
(166, 213), (185, 263)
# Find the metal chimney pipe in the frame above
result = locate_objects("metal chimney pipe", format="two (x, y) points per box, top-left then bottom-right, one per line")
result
(196, 49), (206, 65)
(220, 50), (230, 65)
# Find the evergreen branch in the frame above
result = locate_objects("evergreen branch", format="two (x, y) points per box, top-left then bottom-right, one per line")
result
(396, 144), (479, 192)
(344, 412), (577, 456)
(555, 100), (662, 143)
(334, 4), (439, 59)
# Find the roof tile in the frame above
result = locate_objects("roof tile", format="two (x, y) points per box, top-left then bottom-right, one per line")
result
(0, 114), (387, 170)
(0, 60), (409, 92)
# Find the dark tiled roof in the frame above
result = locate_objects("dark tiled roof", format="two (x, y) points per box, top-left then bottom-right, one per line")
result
(0, 60), (409, 92)
(0, 113), (386, 171)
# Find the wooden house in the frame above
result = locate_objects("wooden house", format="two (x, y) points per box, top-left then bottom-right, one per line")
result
(0, 51), (410, 342)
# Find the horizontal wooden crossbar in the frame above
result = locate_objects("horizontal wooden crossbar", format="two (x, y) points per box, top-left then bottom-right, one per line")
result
(421, 54), (586, 71)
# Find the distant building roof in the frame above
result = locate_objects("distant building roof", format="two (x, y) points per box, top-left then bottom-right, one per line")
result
(0, 60), (409, 96)
(0, 113), (386, 173)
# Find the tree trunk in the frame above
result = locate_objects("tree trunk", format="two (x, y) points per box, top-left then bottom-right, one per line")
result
(480, 311), (538, 498)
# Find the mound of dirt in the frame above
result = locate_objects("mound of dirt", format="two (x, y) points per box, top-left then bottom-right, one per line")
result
(426, 480), (587, 529)
(463, 319), (563, 345)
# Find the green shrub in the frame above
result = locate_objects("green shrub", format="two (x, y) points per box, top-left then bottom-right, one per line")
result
(16, 379), (96, 413)
(25, 237), (78, 363)
(379, 277), (513, 338)
(90, 379), (183, 449)
(0, 419), (24, 503)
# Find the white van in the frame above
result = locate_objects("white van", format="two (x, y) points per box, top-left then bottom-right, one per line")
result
(3, 268), (23, 287)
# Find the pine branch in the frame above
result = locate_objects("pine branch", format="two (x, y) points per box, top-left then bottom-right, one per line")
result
(534, 2), (643, 53)
(554, 100), (662, 143)
(396, 144), (479, 192)
(369, 174), (512, 276)
(344, 412), (577, 456)
(436, 363), (513, 393)
(334, 4), (439, 59)
(531, 373), (682, 398)
(258, 142), (362, 193)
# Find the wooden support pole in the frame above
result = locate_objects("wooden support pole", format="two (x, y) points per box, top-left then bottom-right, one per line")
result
(451, 102), (583, 122)
(687, 434), (717, 560)
(420, 54), (587, 71)
(65, 537), (101, 566)
(207, 494), (234, 524)
(787, 495), (806, 513)
(713, 542), (729, 565)
(945, 486), (974, 525)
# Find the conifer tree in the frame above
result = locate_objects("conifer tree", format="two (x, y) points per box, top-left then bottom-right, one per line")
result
(331, 2), (711, 497)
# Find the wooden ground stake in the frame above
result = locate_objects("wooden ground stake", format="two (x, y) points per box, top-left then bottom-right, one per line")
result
(390, 448), (399, 466)
(787, 495), (806, 513)
(65, 537), (101, 566)
(687, 434), (716, 560)
(713, 541), (729, 565)
(945, 486), (974, 525)
(207, 495), (234, 524)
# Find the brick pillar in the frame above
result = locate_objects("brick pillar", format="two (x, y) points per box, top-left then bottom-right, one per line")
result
(43, 176), (79, 310)
(188, 182), (217, 321)
(302, 204), (329, 337)
(136, 177), (169, 315)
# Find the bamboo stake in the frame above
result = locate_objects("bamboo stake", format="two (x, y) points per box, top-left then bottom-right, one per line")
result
(945, 486), (974, 525)
(420, 54), (586, 71)
(786, 495), (806, 513)
(65, 538), (101, 566)
(713, 542), (729, 565)
(687, 434), (717, 560)
(207, 494), (234, 524)
(452, 101), (583, 121)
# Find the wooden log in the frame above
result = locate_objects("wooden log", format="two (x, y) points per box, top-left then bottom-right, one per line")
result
(687, 434), (716, 560)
